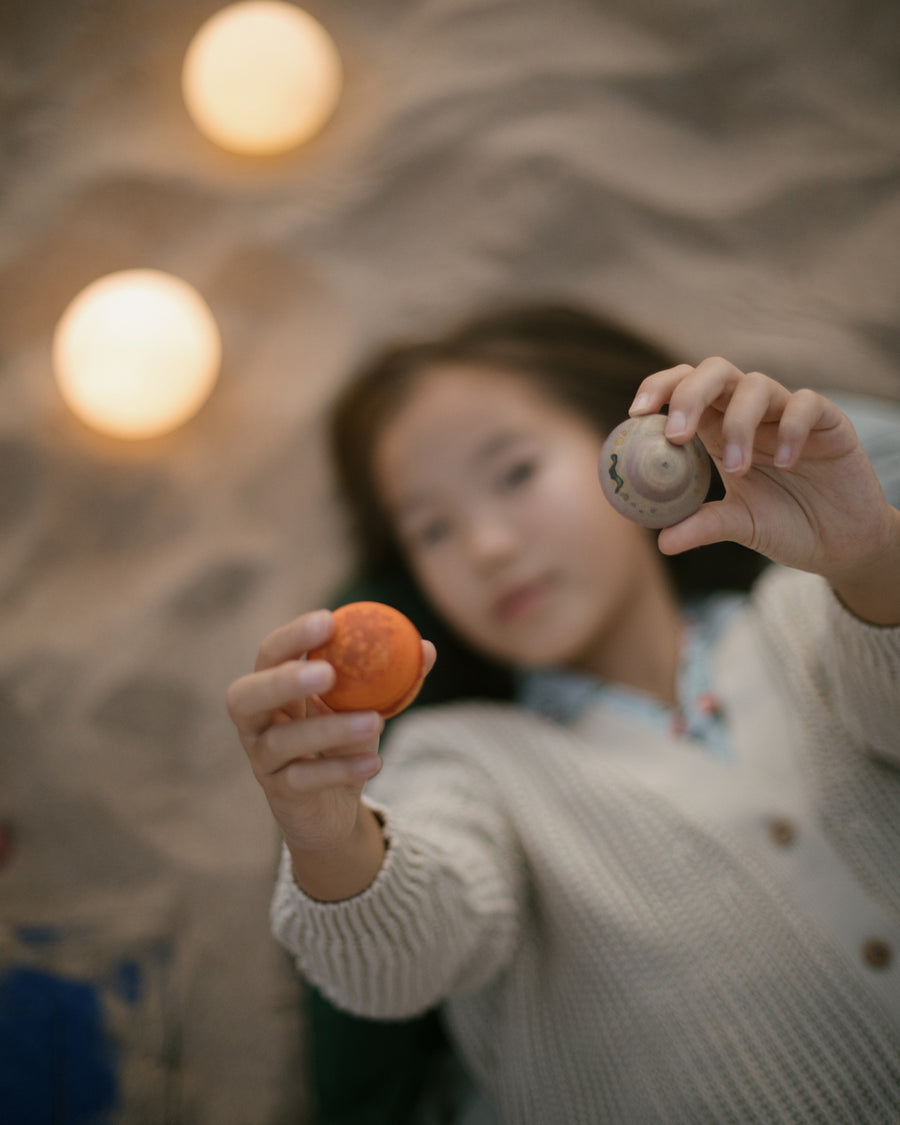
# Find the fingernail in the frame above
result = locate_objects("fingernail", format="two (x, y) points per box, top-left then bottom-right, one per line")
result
(630, 392), (651, 414)
(346, 711), (382, 734)
(351, 754), (382, 778)
(774, 443), (793, 468)
(666, 411), (687, 437)
(723, 443), (743, 473)
(302, 660), (333, 692)
(307, 608), (332, 633)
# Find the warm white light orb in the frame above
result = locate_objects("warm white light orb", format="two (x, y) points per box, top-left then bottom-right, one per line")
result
(181, 2), (342, 156)
(53, 270), (222, 440)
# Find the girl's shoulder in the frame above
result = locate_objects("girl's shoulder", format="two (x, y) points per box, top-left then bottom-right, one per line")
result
(751, 563), (900, 732)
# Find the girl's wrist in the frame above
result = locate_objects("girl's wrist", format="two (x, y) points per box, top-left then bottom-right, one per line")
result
(288, 804), (387, 903)
(827, 506), (900, 627)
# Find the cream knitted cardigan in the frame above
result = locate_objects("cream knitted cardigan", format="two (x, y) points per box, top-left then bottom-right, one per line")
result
(271, 567), (900, 1124)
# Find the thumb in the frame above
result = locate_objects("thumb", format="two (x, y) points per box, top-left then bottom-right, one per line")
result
(657, 499), (754, 556)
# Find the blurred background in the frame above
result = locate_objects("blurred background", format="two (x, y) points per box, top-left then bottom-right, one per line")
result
(1, 0), (899, 1121)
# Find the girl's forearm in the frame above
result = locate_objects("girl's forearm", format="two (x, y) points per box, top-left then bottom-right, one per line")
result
(288, 803), (387, 903)
(830, 506), (900, 626)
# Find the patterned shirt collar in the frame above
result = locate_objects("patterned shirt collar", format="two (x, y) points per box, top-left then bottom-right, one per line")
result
(517, 593), (746, 759)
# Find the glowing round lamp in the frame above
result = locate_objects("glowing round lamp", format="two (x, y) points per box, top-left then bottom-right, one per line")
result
(53, 270), (221, 440)
(181, 2), (342, 156)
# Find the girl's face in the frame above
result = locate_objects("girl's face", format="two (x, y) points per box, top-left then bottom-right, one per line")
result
(373, 364), (676, 675)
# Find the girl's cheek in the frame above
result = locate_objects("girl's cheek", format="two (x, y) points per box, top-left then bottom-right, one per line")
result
(420, 562), (476, 627)
(411, 554), (453, 606)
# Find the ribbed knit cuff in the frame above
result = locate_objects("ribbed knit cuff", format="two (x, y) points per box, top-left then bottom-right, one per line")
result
(271, 796), (395, 937)
(270, 799), (457, 1017)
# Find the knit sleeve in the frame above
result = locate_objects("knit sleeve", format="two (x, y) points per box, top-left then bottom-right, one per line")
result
(758, 567), (900, 767)
(270, 714), (524, 1020)
(821, 584), (900, 766)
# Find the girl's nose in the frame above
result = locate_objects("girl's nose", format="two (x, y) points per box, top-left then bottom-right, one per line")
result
(462, 513), (519, 571)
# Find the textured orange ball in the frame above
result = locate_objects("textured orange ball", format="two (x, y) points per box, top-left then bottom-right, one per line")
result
(309, 601), (425, 718)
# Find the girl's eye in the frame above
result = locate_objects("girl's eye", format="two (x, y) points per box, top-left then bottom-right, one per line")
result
(409, 517), (451, 549)
(500, 459), (537, 490)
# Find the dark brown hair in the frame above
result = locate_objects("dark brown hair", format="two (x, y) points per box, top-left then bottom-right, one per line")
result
(329, 301), (765, 705)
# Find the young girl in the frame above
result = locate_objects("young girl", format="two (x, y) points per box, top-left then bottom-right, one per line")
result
(227, 304), (900, 1124)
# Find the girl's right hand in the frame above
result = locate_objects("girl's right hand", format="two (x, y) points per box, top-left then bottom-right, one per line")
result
(226, 609), (431, 857)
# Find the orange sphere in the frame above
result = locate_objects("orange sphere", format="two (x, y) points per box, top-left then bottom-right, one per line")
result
(309, 602), (425, 718)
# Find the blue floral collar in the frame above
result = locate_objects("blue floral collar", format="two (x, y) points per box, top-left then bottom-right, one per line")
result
(517, 593), (746, 760)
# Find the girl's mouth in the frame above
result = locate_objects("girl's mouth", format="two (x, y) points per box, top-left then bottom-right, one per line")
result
(493, 577), (552, 623)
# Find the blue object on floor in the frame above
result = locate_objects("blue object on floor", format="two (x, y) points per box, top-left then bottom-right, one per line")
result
(0, 965), (119, 1124)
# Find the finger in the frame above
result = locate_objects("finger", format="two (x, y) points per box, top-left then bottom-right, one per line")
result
(657, 499), (755, 557)
(422, 639), (437, 676)
(255, 609), (334, 672)
(277, 751), (384, 795)
(662, 357), (747, 443)
(773, 388), (838, 469)
(629, 364), (695, 416)
(227, 659), (336, 737)
(717, 371), (790, 477)
(257, 710), (383, 773)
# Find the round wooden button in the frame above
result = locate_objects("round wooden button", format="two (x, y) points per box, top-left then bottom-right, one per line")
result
(861, 938), (893, 970)
(767, 816), (797, 847)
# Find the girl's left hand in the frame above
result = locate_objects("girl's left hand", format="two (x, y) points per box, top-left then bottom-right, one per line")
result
(629, 358), (900, 612)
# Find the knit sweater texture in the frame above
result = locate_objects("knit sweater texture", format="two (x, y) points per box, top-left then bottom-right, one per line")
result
(271, 567), (900, 1124)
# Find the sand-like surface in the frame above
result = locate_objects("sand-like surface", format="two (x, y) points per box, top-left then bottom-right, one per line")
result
(2, 1), (899, 1119)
